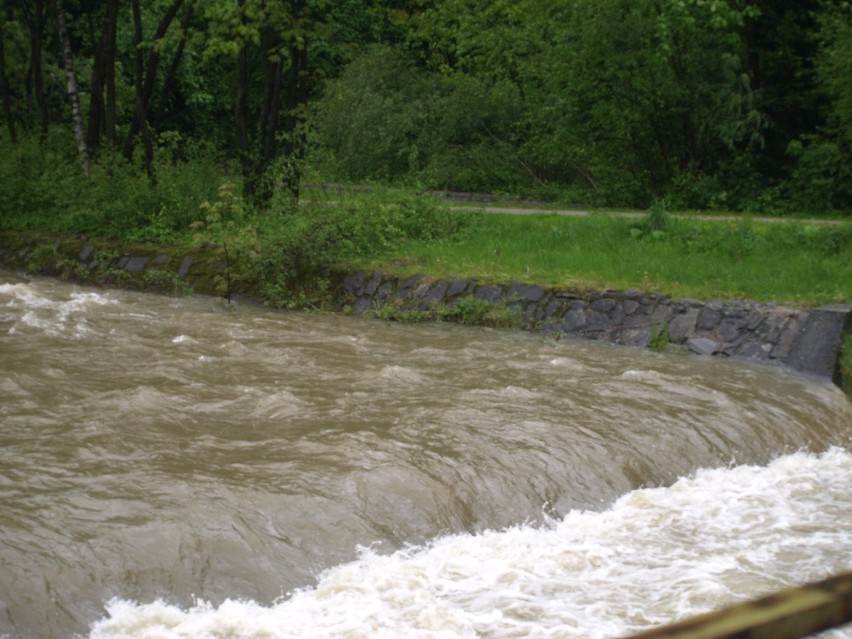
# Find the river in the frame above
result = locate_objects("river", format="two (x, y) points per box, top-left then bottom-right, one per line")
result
(1, 271), (850, 639)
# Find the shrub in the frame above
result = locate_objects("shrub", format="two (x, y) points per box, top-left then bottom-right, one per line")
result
(255, 187), (477, 308)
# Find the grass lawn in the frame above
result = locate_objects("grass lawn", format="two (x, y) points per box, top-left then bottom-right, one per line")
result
(351, 211), (852, 306)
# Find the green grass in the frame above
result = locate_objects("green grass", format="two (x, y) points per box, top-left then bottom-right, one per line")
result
(351, 213), (852, 306)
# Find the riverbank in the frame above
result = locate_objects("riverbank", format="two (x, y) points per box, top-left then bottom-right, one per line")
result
(1, 230), (850, 395)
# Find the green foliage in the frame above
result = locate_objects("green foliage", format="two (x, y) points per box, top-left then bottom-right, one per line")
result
(314, 44), (527, 192)
(2, 0), (851, 213)
(252, 187), (476, 309)
(629, 200), (673, 242)
(817, 3), (852, 146)
(367, 295), (522, 328)
(23, 245), (79, 279)
(0, 132), (228, 240)
(648, 323), (673, 352)
(191, 182), (262, 303)
(435, 296), (522, 328)
(785, 136), (852, 215)
(371, 300), (431, 323)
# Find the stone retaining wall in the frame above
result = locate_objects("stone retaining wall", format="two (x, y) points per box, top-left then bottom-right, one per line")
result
(339, 271), (851, 384)
(1, 232), (849, 386)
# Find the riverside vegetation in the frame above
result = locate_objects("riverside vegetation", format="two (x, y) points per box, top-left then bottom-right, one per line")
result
(1, 134), (851, 390)
(2, 134), (850, 310)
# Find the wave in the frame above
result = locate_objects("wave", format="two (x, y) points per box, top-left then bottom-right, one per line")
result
(88, 447), (852, 639)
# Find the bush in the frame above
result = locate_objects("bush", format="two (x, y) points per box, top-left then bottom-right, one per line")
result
(314, 46), (529, 192)
(255, 187), (477, 308)
(0, 131), (232, 240)
(785, 137), (852, 214)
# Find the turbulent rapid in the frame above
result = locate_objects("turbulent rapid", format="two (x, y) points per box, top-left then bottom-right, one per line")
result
(0, 271), (850, 639)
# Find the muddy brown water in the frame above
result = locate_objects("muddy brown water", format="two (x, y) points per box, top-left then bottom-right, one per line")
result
(1, 272), (850, 638)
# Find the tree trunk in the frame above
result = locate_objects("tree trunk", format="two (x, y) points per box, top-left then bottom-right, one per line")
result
(248, 26), (283, 205)
(122, 0), (184, 158)
(282, 1), (309, 201)
(52, 0), (89, 176)
(151, 4), (193, 129)
(17, 0), (48, 135)
(235, 0), (252, 197)
(0, 15), (17, 143)
(87, 0), (119, 152)
(128, 0), (155, 180)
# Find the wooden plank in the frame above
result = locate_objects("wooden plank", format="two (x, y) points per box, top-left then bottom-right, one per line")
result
(622, 571), (852, 639)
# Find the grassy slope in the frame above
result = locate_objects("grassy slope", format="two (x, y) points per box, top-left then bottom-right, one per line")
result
(350, 212), (852, 306)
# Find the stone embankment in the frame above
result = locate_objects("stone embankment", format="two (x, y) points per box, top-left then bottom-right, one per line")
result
(341, 271), (851, 385)
(1, 231), (849, 387)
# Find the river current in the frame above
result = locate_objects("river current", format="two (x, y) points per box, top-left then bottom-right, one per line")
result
(0, 271), (850, 639)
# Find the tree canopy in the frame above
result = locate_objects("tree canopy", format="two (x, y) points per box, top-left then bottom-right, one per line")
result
(0, 0), (849, 213)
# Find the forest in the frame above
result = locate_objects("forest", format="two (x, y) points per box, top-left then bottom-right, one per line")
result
(0, 0), (850, 221)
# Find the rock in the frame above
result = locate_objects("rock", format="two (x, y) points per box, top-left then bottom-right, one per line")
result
(585, 310), (609, 331)
(622, 299), (641, 315)
(507, 283), (545, 303)
(562, 309), (586, 332)
(696, 307), (722, 331)
(178, 256), (193, 277)
(376, 281), (394, 300)
(668, 309), (699, 341)
(613, 327), (651, 348)
(421, 281), (448, 305)
(568, 299), (587, 310)
(737, 342), (773, 361)
(352, 297), (373, 314)
(125, 256), (148, 272)
(364, 272), (383, 296)
(718, 318), (746, 342)
(543, 298), (564, 320)
(687, 337), (718, 355)
(770, 315), (805, 361)
(785, 304), (852, 382)
(590, 297), (617, 313)
(474, 285), (503, 303)
(398, 274), (424, 294)
(447, 279), (473, 298)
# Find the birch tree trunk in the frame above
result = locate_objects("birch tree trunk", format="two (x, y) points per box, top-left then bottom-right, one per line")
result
(52, 0), (89, 176)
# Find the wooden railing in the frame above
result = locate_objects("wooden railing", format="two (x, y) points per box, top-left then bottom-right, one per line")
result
(623, 571), (852, 639)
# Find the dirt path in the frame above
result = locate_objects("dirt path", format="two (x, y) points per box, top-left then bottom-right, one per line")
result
(456, 203), (848, 225)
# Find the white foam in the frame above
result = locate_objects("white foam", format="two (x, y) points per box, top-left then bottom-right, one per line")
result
(377, 365), (425, 384)
(2, 283), (117, 336)
(88, 448), (852, 639)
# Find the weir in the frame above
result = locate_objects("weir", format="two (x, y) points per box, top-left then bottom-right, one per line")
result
(1, 272), (851, 638)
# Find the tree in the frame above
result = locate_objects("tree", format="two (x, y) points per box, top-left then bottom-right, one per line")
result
(86, 0), (119, 151)
(123, 0), (191, 179)
(202, 0), (321, 205)
(51, 0), (88, 175)
(0, 6), (15, 142)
